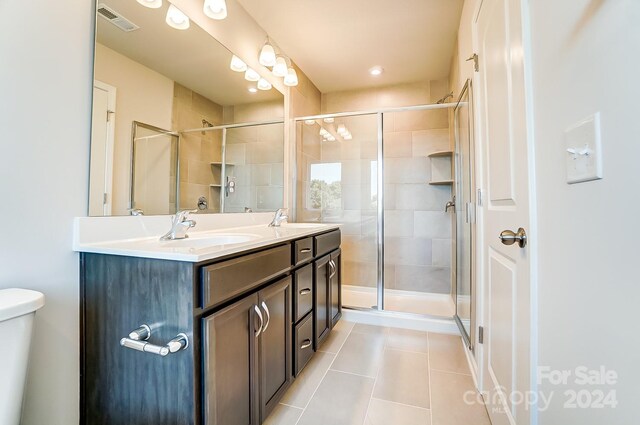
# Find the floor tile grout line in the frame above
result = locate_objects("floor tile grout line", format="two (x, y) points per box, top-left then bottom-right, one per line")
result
(383, 344), (430, 356)
(292, 321), (355, 425)
(370, 397), (432, 412)
(361, 330), (386, 425)
(328, 368), (377, 379)
(427, 332), (434, 425)
(429, 367), (473, 377)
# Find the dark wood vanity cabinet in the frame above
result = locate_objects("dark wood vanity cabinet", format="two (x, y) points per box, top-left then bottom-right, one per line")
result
(80, 228), (340, 425)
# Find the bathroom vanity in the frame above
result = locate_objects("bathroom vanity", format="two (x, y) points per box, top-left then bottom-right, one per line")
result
(77, 221), (341, 425)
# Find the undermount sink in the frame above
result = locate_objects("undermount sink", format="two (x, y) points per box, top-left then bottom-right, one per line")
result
(158, 233), (260, 249)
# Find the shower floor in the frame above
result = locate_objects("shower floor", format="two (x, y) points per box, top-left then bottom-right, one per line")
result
(342, 285), (455, 317)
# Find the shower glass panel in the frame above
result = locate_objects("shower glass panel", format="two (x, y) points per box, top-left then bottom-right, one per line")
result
(295, 114), (379, 310)
(223, 122), (285, 213)
(382, 109), (454, 316)
(453, 81), (475, 346)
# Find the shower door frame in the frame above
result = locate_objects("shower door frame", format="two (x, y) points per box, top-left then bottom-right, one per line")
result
(295, 103), (457, 316)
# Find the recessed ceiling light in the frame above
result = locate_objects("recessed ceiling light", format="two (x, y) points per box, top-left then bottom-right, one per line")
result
(248, 87), (258, 93)
(369, 66), (384, 76)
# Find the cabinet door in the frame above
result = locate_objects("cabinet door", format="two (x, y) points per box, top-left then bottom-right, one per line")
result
(330, 249), (342, 327)
(314, 255), (331, 348)
(202, 293), (260, 425)
(258, 276), (292, 421)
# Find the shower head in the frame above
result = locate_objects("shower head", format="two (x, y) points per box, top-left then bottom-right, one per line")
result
(436, 92), (454, 104)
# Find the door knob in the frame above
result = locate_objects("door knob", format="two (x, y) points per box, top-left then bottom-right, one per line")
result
(499, 228), (527, 248)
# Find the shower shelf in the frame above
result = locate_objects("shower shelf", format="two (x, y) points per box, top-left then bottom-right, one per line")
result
(428, 151), (453, 185)
(210, 162), (235, 166)
(427, 150), (453, 158)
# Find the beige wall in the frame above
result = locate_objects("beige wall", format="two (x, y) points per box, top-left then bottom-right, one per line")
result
(94, 43), (174, 216)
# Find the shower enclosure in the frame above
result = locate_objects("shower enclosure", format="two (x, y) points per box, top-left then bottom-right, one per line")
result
(295, 102), (469, 319)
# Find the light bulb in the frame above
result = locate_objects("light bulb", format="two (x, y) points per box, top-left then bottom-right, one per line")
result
(323, 117), (335, 123)
(203, 0), (227, 20)
(319, 128), (329, 136)
(327, 136), (336, 142)
(369, 66), (384, 76)
(343, 132), (353, 140)
(166, 4), (189, 30)
(248, 87), (258, 93)
(136, 0), (162, 8)
(244, 68), (260, 82)
(304, 120), (316, 126)
(284, 67), (299, 87)
(272, 57), (288, 77)
(230, 55), (247, 72)
(259, 43), (276, 67)
(257, 78), (272, 91)
(337, 124), (347, 135)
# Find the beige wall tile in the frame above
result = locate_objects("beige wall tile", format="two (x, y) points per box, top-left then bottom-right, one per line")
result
(412, 129), (451, 156)
(432, 239), (452, 267)
(384, 131), (413, 158)
(395, 184), (451, 211)
(384, 158), (430, 184)
(395, 265), (450, 293)
(384, 237), (432, 266)
(414, 211), (452, 238)
(384, 210), (414, 237)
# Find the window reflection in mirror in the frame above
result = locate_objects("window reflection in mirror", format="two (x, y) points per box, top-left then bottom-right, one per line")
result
(89, 0), (284, 216)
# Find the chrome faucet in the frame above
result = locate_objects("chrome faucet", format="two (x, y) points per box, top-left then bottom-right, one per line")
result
(268, 208), (289, 227)
(160, 210), (197, 240)
(445, 196), (456, 212)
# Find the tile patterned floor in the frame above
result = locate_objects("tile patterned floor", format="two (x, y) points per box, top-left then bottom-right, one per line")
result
(265, 321), (492, 425)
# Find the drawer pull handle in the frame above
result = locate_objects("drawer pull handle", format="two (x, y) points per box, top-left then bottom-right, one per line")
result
(300, 248), (312, 253)
(300, 339), (312, 349)
(254, 305), (264, 338)
(120, 324), (189, 357)
(299, 288), (311, 295)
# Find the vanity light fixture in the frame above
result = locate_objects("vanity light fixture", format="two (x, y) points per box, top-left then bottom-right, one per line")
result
(259, 41), (276, 67)
(230, 55), (248, 72)
(369, 66), (384, 76)
(319, 128), (329, 137)
(323, 117), (335, 124)
(244, 68), (260, 82)
(284, 67), (299, 87)
(327, 135), (336, 142)
(166, 4), (190, 30)
(203, 0), (227, 20)
(304, 120), (316, 126)
(248, 87), (258, 93)
(257, 78), (272, 91)
(136, 0), (162, 8)
(272, 56), (288, 77)
(343, 132), (353, 141)
(337, 124), (347, 135)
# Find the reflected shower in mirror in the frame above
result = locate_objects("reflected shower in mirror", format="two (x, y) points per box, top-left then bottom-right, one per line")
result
(89, 0), (284, 216)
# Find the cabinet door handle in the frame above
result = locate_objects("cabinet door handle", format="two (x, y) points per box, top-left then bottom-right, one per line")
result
(254, 305), (264, 338)
(300, 248), (312, 253)
(300, 339), (312, 349)
(261, 301), (270, 332)
(299, 288), (311, 295)
(329, 260), (336, 278)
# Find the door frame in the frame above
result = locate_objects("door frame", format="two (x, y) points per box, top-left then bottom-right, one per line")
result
(92, 80), (116, 216)
(471, 0), (539, 424)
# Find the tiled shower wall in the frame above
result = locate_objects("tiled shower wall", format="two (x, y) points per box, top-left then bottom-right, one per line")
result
(302, 80), (454, 295)
(172, 82), (224, 211)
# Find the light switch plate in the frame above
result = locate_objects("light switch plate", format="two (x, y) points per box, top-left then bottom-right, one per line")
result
(565, 113), (603, 184)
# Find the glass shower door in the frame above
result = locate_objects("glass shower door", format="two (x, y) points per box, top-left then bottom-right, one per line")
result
(295, 114), (379, 310)
(453, 81), (475, 347)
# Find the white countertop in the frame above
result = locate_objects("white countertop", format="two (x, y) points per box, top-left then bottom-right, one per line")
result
(73, 222), (340, 262)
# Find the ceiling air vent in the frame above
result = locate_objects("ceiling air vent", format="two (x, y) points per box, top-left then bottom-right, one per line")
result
(97, 4), (139, 32)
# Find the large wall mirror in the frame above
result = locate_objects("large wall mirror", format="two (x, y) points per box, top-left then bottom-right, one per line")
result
(89, 0), (285, 216)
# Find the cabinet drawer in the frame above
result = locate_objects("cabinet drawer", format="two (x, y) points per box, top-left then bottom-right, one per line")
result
(293, 237), (313, 266)
(293, 264), (313, 322)
(294, 312), (314, 376)
(201, 244), (291, 309)
(314, 229), (341, 258)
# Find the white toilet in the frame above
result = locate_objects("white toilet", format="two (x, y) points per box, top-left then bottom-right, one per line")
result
(0, 288), (45, 425)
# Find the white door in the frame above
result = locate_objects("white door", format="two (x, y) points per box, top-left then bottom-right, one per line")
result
(89, 81), (116, 216)
(476, 0), (534, 424)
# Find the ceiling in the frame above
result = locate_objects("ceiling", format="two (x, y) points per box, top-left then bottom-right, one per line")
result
(236, 0), (464, 93)
(97, 0), (282, 106)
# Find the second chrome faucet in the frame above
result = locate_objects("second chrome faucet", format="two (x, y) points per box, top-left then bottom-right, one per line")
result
(160, 210), (197, 240)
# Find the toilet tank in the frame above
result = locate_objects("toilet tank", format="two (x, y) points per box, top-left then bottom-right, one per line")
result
(0, 288), (45, 425)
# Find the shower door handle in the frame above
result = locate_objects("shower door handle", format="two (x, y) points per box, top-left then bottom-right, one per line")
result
(499, 228), (527, 248)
